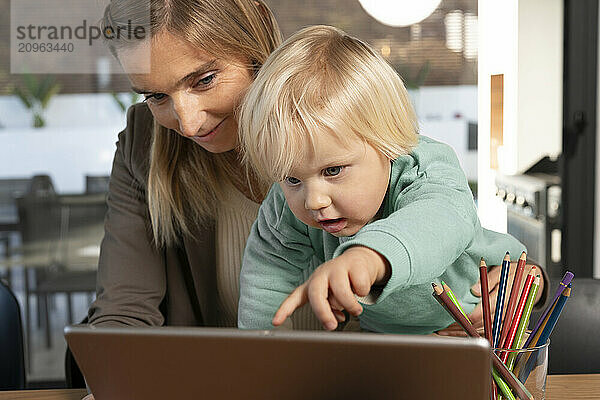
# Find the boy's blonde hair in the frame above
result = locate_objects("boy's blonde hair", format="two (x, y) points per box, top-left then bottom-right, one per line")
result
(239, 25), (419, 183)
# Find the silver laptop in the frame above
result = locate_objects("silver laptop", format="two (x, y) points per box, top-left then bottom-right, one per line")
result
(65, 326), (491, 400)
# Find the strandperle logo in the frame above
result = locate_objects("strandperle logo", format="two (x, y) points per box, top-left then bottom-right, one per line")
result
(15, 20), (147, 47)
(11, 0), (150, 74)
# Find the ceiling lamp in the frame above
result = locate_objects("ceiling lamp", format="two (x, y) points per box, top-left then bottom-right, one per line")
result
(358, 0), (442, 27)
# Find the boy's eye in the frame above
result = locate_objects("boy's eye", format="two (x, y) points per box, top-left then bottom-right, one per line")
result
(285, 176), (301, 185)
(324, 166), (343, 176)
(144, 93), (167, 104)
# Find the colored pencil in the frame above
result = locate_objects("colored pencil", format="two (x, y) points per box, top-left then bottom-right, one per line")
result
(432, 283), (534, 400)
(499, 267), (536, 363)
(480, 260), (498, 400)
(498, 252), (527, 348)
(492, 369), (516, 400)
(492, 252), (511, 347)
(517, 284), (571, 382)
(441, 281), (471, 323)
(505, 275), (540, 371)
(523, 271), (574, 348)
(480, 258), (493, 345)
(432, 282), (451, 314)
(521, 298), (558, 358)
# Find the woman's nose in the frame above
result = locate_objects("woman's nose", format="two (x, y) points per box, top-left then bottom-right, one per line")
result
(304, 184), (331, 210)
(171, 93), (207, 138)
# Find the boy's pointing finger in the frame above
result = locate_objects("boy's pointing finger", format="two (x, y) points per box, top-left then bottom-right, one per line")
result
(272, 284), (308, 326)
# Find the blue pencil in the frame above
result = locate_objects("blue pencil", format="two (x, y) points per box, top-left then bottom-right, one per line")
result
(517, 284), (571, 382)
(492, 252), (511, 348)
(523, 271), (574, 348)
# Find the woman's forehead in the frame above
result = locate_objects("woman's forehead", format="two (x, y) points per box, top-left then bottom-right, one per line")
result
(119, 31), (229, 93)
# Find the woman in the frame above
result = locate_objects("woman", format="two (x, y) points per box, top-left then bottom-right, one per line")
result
(87, 0), (546, 332)
(87, 0), (335, 330)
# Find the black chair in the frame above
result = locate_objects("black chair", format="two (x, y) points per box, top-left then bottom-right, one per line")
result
(85, 175), (110, 195)
(0, 177), (31, 286)
(539, 278), (600, 374)
(16, 177), (99, 352)
(0, 278), (26, 389)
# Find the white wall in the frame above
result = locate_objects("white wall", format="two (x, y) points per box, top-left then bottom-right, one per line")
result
(478, 0), (563, 232)
(0, 93), (128, 129)
(517, 0), (563, 172)
(0, 94), (128, 193)
(411, 85), (478, 181)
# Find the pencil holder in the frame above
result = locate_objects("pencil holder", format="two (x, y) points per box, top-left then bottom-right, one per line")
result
(493, 335), (549, 400)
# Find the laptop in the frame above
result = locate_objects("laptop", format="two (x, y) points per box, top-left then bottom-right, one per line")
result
(65, 325), (491, 400)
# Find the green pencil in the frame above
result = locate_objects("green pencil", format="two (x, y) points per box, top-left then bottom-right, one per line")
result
(492, 369), (516, 400)
(506, 275), (540, 370)
(441, 281), (471, 323)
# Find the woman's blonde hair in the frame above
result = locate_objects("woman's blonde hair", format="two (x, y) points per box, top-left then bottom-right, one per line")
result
(102, 0), (282, 246)
(238, 25), (419, 184)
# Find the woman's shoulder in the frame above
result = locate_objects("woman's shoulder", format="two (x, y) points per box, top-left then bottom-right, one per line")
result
(116, 103), (155, 184)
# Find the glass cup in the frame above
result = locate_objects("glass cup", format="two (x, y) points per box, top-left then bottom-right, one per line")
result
(493, 333), (550, 400)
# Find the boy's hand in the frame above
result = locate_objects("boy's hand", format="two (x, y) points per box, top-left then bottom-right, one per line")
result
(272, 246), (391, 331)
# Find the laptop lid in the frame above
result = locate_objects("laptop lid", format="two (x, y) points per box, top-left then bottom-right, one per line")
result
(65, 326), (491, 400)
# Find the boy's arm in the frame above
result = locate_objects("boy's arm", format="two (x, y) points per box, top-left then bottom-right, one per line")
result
(238, 186), (314, 330)
(334, 139), (524, 303)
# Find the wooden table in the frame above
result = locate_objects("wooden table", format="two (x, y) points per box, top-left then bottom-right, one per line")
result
(0, 389), (87, 399)
(546, 374), (600, 399)
(0, 374), (597, 399)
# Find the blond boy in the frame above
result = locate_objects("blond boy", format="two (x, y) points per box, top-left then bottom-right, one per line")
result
(237, 26), (526, 333)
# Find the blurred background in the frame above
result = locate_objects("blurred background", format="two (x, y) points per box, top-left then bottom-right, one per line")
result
(1, 0), (597, 388)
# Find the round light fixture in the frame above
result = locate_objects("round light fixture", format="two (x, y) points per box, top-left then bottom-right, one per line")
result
(358, 0), (442, 27)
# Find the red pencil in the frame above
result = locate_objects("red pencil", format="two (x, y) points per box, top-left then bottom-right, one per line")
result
(498, 251), (527, 349)
(479, 258), (493, 345)
(479, 258), (497, 400)
(499, 267), (536, 364)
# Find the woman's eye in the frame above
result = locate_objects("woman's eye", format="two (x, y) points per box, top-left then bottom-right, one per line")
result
(285, 176), (301, 185)
(196, 73), (216, 87)
(144, 93), (167, 104)
(324, 166), (343, 176)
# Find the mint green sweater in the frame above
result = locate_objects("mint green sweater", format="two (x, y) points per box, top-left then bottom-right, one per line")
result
(238, 135), (526, 334)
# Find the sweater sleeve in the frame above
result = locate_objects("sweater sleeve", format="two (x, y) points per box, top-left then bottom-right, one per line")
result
(88, 104), (167, 327)
(333, 137), (479, 303)
(238, 185), (315, 329)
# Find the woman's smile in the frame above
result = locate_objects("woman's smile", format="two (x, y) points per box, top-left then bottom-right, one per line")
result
(189, 118), (227, 144)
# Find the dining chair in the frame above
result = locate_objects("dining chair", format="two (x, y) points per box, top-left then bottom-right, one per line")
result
(539, 278), (600, 374)
(0, 278), (26, 389)
(0, 177), (32, 286)
(85, 175), (110, 194)
(16, 178), (100, 352)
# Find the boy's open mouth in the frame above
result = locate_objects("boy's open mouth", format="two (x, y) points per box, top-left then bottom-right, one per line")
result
(318, 218), (348, 234)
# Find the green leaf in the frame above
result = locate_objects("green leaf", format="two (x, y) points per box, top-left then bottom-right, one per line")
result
(33, 113), (45, 128)
(13, 86), (33, 109)
(40, 81), (61, 109)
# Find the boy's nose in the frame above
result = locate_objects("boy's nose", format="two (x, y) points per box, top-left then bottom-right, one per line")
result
(304, 186), (331, 210)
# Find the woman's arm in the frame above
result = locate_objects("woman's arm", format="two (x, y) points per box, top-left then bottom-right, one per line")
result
(88, 104), (167, 327)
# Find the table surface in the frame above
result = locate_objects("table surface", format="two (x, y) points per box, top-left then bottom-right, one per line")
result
(0, 374), (597, 399)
